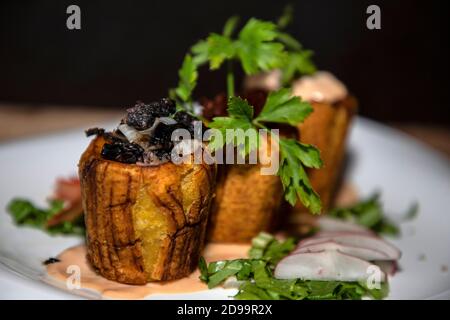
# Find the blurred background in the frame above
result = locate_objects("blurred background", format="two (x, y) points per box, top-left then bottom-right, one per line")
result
(0, 0), (449, 154)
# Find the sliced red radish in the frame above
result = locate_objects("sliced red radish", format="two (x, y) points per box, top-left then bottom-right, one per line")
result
(293, 240), (390, 261)
(275, 250), (386, 282)
(317, 216), (375, 235)
(297, 233), (401, 260)
(374, 261), (398, 276)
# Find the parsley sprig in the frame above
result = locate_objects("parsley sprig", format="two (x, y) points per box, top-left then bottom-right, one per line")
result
(171, 11), (323, 213)
(171, 10), (317, 104)
(208, 88), (322, 213)
(190, 17), (288, 97)
(274, 5), (317, 84)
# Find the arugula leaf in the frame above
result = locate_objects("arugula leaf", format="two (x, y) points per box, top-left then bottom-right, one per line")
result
(328, 193), (417, 236)
(279, 139), (322, 213)
(7, 198), (85, 235)
(255, 88), (313, 126)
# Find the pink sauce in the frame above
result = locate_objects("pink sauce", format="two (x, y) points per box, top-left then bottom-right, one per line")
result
(45, 243), (250, 299)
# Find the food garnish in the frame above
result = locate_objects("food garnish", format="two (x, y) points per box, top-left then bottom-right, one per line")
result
(329, 193), (419, 236)
(169, 13), (324, 213)
(207, 90), (322, 213)
(7, 198), (84, 235)
(199, 232), (391, 300)
(171, 9), (316, 106)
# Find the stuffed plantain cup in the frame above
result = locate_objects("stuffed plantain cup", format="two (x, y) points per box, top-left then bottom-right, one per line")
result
(201, 93), (284, 243)
(200, 92), (307, 243)
(245, 71), (357, 212)
(206, 141), (284, 243)
(292, 72), (357, 212)
(79, 99), (216, 284)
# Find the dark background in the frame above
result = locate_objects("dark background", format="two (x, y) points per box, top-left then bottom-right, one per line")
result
(0, 0), (449, 124)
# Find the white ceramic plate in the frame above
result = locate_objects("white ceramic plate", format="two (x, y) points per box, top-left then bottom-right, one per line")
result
(0, 117), (449, 300)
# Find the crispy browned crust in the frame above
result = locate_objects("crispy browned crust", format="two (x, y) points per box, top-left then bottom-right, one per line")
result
(207, 146), (283, 243)
(296, 96), (357, 212)
(78, 136), (216, 284)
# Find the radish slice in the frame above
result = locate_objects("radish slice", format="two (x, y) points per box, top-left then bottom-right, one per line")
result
(318, 216), (375, 235)
(297, 233), (401, 260)
(374, 261), (398, 276)
(275, 251), (386, 282)
(293, 240), (390, 261)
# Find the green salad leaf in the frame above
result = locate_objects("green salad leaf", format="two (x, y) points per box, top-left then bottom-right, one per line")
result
(329, 193), (418, 236)
(199, 232), (389, 300)
(7, 198), (85, 236)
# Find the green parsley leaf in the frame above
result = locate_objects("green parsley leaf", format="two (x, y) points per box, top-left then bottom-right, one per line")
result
(279, 138), (322, 213)
(222, 15), (240, 37)
(329, 193), (418, 236)
(236, 18), (286, 74)
(207, 92), (322, 210)
(255, 88), (313, 126)
(277, 4), (294, 29)
(227, 95), (254, 120)
(7, 198), (85, 236)
(174, 54), (198, 103)
(206, 259), (244, 288)
(207, 97), (259, 157)
(191, 40), (209, 66)
(281, 50), (317, 84)
(276, 32), (303, 51)
(206, 33), (236, 70)
(198, 256), (209, 282)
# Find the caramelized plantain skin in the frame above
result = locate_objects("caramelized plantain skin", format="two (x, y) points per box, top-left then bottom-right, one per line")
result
(207, 133), (284, 243)
(296, 96), (357, 212)
(79, 137), (216, 284)
(207, 164), (283, 243)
